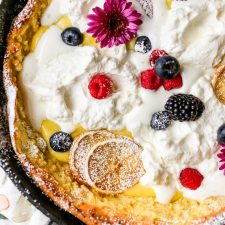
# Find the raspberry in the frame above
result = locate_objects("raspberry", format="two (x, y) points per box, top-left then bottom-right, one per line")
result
(88, 74), (113, 99)
(150, 49), (168, 67)
(163, 74), (183, 91)
(179, 168), (204, 190)
(140, 69), (162, 90)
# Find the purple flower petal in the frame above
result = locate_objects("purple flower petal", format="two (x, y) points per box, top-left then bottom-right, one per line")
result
(120, 0), (127, 11)
(100, 38), (110, 48)
(125, 2), (132, 9)
(86, 27), (98, 34)
(217, 148), (225, 175)
(86, 0), (142, 48)
(93, 7), (106, 16)
(123, 8), (135, 17)
(96, 32), (108, 42)
(218, 153), (225, 158)
(219, 163), (225, 170)
(87, 14), (103, 22)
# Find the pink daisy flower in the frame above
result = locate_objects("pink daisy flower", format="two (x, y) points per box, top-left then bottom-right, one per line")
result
(87, 0), (142, 48)
(217, 145), (225, 174)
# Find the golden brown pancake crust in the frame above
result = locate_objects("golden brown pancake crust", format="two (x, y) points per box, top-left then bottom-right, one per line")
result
(3, 0), (225, 224)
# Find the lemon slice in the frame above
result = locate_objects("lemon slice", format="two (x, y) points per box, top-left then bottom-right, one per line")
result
(126, 37), (137, 51)
(123, 183), (155, 197)
(166, 0), (173, 10)
(111, 128), (133, 139)
(84, 136), (145, 194)
(212, 65), (225, 105)
(31, 26), (48, 52)
(70, 130), (115, 184)
(82, 32), (99, 47)
(70, 130), (145, 194)
(55, 16), (72, 30)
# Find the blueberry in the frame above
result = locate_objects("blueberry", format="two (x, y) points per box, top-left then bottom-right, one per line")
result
(49, 132), (73, 152)
(61, 27), (83, 46)
(217, 124), (225, 145)
(154, 55), (180, 80)
(135, 36), (152, 54)
(150, 111), (172, 130)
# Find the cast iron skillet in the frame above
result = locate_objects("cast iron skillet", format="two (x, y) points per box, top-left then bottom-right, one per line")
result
(1, 1), (225, 225)
(0, 0), (83, 224)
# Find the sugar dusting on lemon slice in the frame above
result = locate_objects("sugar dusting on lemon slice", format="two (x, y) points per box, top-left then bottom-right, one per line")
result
(85, 137), (145, 194)
(70, 130), (115, 183)
(70, 130), (145, 194)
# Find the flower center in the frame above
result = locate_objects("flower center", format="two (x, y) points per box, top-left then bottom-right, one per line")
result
(106, 12), (128, 36)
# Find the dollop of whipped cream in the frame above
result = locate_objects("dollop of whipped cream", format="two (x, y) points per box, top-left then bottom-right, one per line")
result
(21, 0), (225, 203)
(22, 25), (141, 132)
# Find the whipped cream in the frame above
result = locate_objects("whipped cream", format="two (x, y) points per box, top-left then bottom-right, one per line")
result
(21, 0), (225, 203)
(22, 25), (141, 132)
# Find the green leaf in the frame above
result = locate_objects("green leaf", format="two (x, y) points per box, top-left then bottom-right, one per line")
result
(0, 214), (7, 219)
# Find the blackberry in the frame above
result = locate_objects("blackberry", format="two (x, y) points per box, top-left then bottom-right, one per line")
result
(50, 131), (73, 152)
(164, 94), (205, 122)
(150, 111), (172, 130)
(192, 97), (205, 120)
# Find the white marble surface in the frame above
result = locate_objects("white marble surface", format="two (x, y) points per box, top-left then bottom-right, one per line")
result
(0, 168), (52, 225)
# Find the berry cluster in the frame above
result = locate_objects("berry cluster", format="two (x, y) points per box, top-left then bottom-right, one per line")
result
(140, 49), (183, 91)
(151, 94), (205, 130)
(87, 49), (183, 99)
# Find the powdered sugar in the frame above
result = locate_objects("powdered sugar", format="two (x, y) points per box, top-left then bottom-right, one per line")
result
(135, 0), (153, 18)
(20, 0), (225, 205)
